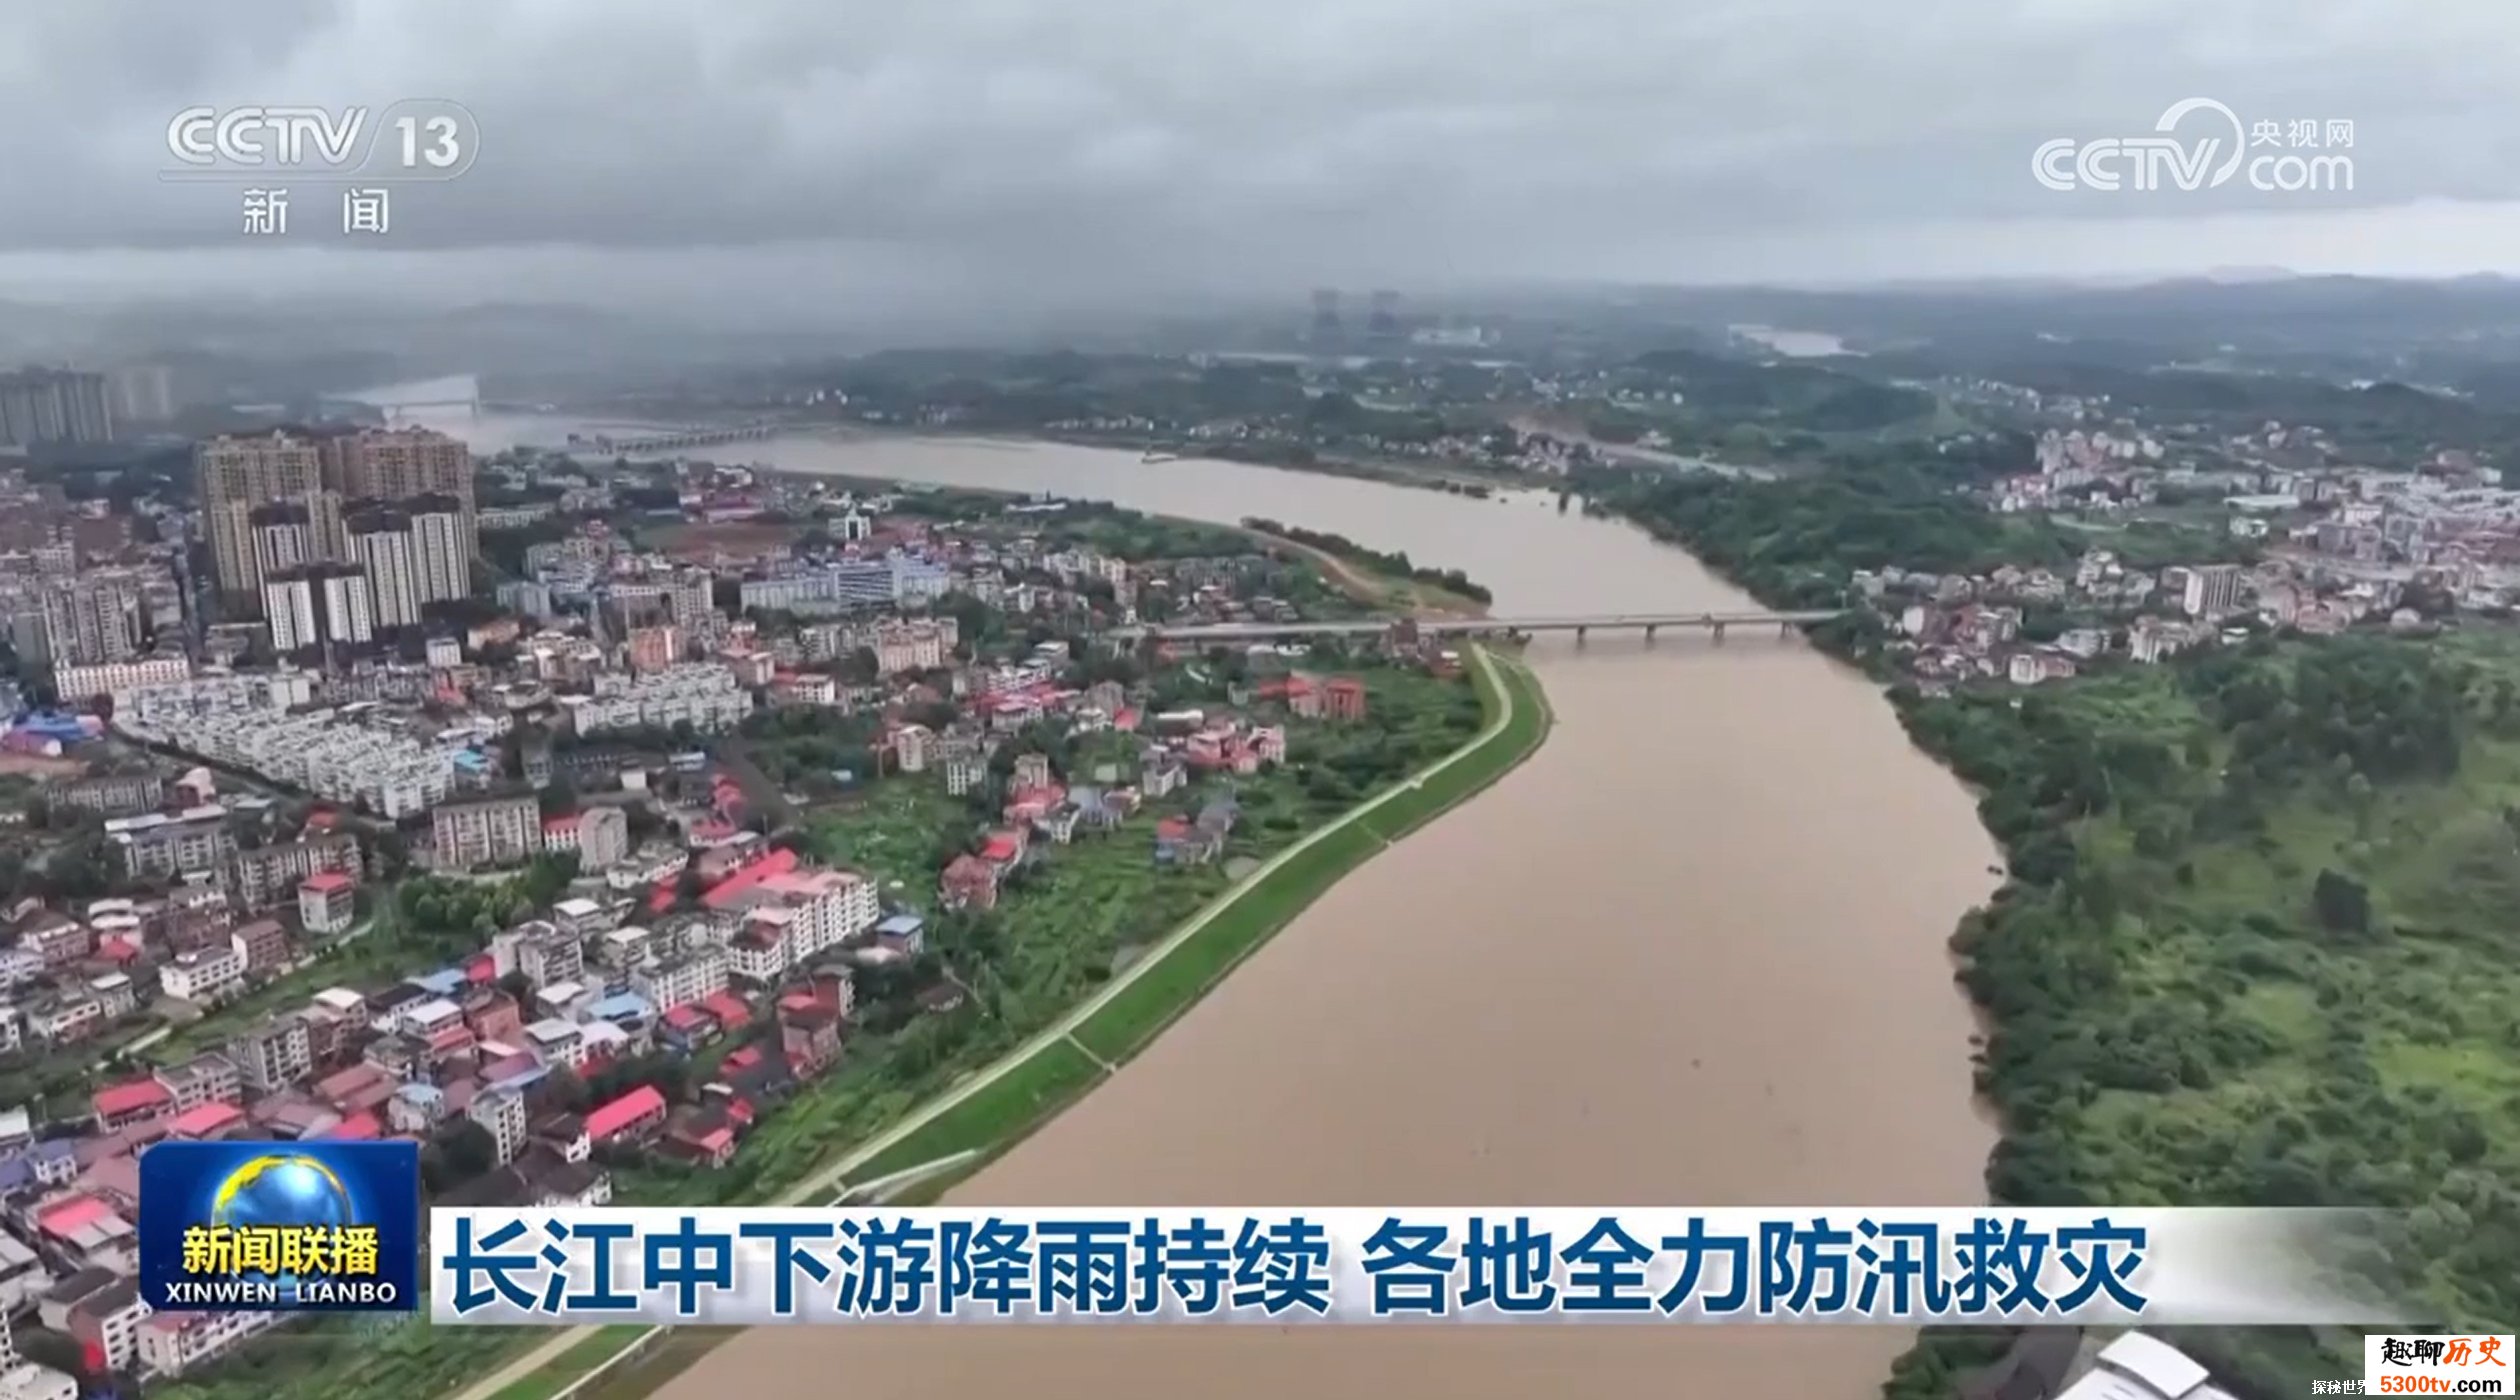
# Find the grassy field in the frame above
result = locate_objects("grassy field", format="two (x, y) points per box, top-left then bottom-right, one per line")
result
(799, 781), (966, 896)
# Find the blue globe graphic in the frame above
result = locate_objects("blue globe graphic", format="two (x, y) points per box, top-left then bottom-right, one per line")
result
(210, 1155), (356, 1302)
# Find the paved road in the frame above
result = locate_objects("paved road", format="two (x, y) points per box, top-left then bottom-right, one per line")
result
(447, 646), (1527, 1400)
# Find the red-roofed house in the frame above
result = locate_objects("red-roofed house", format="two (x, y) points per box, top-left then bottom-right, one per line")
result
(167, 1101), (245, 1141)
(701, 847), (800, 911)
(980, 830), (1025, 866)
(92, 1079), (172, 1132)
(483, 1051), (541, 1085)
(586, 1085), (669, 1144)
(659, 1003), (714, 1051)
(37, 1193), (134, 1270)
(315, 1063), (394, 1114)
(939, 853), (999, 912)
(699, 991), (751, 1033)
(666, 1119), (737, 1169)
(324, 1110), (381, 1141)
(660, 1102), (744, 1169)
(1325, 677), (1367, 722)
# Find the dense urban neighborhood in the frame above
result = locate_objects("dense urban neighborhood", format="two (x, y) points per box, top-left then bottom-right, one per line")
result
(0, 422), (1496, 1398)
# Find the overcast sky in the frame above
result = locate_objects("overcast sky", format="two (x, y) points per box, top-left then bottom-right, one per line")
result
(5, 0), (2520, 318)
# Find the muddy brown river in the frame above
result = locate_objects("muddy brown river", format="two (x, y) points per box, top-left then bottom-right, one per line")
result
(465, 422), (2003, 1398)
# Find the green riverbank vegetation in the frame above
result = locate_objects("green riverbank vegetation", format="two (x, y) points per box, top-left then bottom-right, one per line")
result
(1240, 516), (1495, 608)
(1591, 468), (2518, 1397)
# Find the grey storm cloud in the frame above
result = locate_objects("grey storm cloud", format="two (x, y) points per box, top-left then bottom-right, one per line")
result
(4, 0), (2520, 295)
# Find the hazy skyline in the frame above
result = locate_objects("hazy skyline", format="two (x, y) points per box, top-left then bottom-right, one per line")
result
(7, 0), (2520, 319)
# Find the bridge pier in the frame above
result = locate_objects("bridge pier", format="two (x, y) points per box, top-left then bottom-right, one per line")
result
(1711, 621), (1727, 643)
(1575, 625), (1588, 644)
(1644, 623), (1657, 642)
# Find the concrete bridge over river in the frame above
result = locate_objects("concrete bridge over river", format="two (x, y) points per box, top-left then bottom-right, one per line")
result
(570, 420), (783, 454)
(1117, 609), (1843, 645)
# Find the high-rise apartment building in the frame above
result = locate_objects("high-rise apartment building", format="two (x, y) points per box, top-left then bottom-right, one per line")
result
(322, 427), (475, 559)
(196, 433), (331, 609)
(345, 505), (422, 629)
(105, 366), (176, 426)
(430, 794), (544, 872)
(2182, 564), (2243, 621)
(263, 563), (375, 655)
(407, 493), (470, 604)
(667, 567), (718, 635)
(0, 369), (113, 446)
(199, 427), (474, 618)
(38, 573), (144, 666)
(248, 502), (320, 587)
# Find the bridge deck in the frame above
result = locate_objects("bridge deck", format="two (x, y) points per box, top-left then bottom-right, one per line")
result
(1127, 610), (1838, 641)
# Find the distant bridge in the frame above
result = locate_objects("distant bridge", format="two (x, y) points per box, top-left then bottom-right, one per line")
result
(325, 373), (483, 422)
(1118, 609), (1843, 645)
(573, 421), (781, 454)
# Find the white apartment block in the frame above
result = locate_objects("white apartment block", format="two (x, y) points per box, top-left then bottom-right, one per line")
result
(227, 1015), (314, 1092)
(410, 507), (469, 604)
(120, 696), (449, 818)
(576, 805), (630, 869)
(631, 947), (727, 1013)
(137, 1308), (281, 1379)
(775, 868), (880, 960)
(873, 620), (951, 675)
(557, 663), (752, 735)
(0, 1234), (48, 1317)
(430, 795), (544, 872)
(54, 654), (190, 703)
(468, 1086), (529, 1164)
(78, 1285), (150, 1374)
(118, 669), (314, 729)
(523, 1018), (586, 1071)
(738, 554), (949, 614)
(158, 945), (247, 1004)
(348, 523), (423, 628)
(714, 866), (878, 978)
(728, 914), (791, 982)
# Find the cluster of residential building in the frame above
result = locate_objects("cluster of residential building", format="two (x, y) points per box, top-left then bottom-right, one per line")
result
(1859, 542), (2466, 691)
(0, 807), (924, 1382)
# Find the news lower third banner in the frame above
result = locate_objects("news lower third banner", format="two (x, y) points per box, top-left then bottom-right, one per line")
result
(430, 1206), (2408, 1327)
(140, 1140), (423, 1312)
